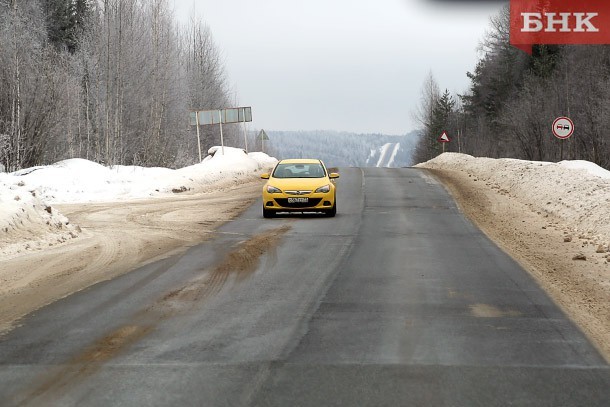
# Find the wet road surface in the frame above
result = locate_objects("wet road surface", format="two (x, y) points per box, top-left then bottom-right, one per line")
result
(0, 167), (608, 406)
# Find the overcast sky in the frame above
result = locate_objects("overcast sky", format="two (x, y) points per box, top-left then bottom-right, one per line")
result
(172, 0), (505, 135)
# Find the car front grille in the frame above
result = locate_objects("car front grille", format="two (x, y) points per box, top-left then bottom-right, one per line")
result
(284, 190), (312, 195)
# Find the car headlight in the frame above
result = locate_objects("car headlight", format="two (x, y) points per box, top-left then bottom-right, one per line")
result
(315, 184), (331, 193)
(266, 185), (282, 193)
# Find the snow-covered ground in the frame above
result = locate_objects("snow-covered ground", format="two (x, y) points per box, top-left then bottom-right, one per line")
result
(0, 147), (277, 257)
(366, 142), (401, 167)
(417, 153), (610, 251)
(3, 149), (609, 260)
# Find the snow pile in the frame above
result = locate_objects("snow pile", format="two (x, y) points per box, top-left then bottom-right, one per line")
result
(0, 148), (277, 257)
(417, 153), (610, 248)
(7, 147), (277, 204)
(0, 180), (80, 256)
(557, 160), (610, 179)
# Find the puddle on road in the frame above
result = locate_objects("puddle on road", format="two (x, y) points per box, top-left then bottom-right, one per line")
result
(13, 225), (291, 405)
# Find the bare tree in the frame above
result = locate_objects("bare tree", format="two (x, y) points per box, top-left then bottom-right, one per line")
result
(412, 72), (441, 164)
(0, 0), (237, 170)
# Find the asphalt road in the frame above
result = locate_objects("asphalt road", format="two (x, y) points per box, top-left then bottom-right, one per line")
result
(0, 168), (608, 406)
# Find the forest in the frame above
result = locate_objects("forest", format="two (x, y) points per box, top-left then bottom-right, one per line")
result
(5, 3), (607, 173)
(0, 0), (239, 172)
(413, 5), (610, 170)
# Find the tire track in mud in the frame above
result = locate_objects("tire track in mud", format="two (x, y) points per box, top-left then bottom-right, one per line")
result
(0, 182), (261, 335)
(150, 224), (290, 317)
(12, 225), (291, 406)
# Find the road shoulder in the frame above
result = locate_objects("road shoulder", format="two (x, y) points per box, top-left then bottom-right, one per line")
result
(0, 181), (262, 335)
(426, 168), (610, 362)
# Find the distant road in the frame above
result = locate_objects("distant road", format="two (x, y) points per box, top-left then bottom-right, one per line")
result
(0, 168), (608, 406)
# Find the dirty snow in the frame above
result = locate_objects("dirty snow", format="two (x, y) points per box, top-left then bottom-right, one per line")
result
(7, 147), (276, 204)
(0, 182), (79, 256)
(417, 153), (610, 250)
(0, 148), (277, 257)
(4, 149), (609, 260)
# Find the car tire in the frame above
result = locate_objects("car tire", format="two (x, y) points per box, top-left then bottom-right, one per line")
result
(263, 207), (275, 218)
(325, 201), (337, 217)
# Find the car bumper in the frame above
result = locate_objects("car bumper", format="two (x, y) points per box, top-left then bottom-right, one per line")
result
(262, 192), (335, 212)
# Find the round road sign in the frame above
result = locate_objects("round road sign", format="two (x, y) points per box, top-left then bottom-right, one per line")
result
(552, 117), (574, 139)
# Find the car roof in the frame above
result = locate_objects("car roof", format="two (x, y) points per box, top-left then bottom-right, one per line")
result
(278, 159), (322, 165)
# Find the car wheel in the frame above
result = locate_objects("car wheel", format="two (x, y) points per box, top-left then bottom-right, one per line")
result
(325, 201), (337, 217)
(263, 207), (275, 218)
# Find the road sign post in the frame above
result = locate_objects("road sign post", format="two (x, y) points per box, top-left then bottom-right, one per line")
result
(552, 117), (574, 161)
(258, 130), (269, 153)
(218, 110), (225, 156)
(195, 111), (202, 162)
(190, 106), (252, 157)
(438, 131), (451, 153)
(242, 115), (248, 153)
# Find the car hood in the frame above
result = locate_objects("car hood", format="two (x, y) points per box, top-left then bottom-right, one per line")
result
(268, 177), (330, 190)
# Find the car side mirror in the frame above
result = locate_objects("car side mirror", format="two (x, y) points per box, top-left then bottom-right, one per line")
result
(329, 173), (340, 179)
(260, 173), (270, 179)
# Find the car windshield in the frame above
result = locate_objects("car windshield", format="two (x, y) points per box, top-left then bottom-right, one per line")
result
(272, 163), (326, 179)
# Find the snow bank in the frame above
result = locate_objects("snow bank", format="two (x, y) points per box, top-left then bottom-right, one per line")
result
(558, 160), (610, 179)
(417, 153), (610, 247)
(0, 148), (277, 257)
(5, 147), (277, 204)
(0, 179), (80, 257)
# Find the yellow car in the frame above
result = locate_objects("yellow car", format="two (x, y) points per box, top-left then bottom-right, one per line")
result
(261, 159), (339, 218)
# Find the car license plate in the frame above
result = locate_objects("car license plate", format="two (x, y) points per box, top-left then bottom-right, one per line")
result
(288, 197), (308, 204)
